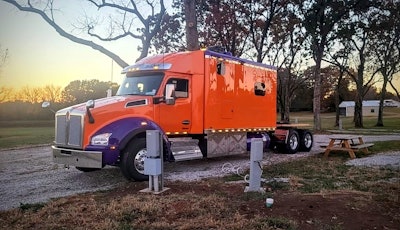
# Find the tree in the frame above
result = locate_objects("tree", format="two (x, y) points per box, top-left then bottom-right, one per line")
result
(184, 0), (199, 51)
(272, 3), (308, 122)
(42, 85), (63, 103)
(17, 86), (44, 103)
(369, 1), (400, 127)
(62, 79), (113, 104)
(3, 0), (167, 67)
(0, 45), (8, 71)
(0, 45), (10, 102)
(298, 0), (365, 131)
(245, 0), (284, 62)
(324, 42), (354, 126)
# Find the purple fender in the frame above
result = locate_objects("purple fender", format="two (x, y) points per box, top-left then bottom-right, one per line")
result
(85, 117), (172, 165)
(246, 132), (271, 151)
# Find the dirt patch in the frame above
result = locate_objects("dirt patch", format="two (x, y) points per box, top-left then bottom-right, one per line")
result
(1, 179), (399, 230)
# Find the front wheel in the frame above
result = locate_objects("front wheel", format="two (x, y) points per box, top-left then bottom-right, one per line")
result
(120, 138), (149, 181)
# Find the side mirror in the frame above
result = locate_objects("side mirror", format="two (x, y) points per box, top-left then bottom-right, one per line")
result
(42, 101), (50, 108)
(86, 100), (95, 109)
(41, 101), (55, 113)
(165, 84), (176, 105)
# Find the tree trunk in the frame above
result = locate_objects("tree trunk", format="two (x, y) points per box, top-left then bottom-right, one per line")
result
(334, 91), (340, 127)
(184, 0), (199, 51)
(376, 79), (388, 127)
(334, 72), (344, 127)
(354, 88), (363, 128)
(284, 92), (290, 123)
(313, 55), (323, 131)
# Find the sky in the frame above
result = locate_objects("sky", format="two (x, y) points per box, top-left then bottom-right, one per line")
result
(0, 1), (140, 89)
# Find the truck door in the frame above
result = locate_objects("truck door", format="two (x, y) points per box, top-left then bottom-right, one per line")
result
(158, 77), (192, 134)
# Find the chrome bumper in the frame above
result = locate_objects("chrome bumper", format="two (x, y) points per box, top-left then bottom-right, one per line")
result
(52, 146), (103, 168)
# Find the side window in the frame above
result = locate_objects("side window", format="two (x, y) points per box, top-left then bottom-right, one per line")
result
(166, 78), (189, 98)
(254, 82), (266, 96)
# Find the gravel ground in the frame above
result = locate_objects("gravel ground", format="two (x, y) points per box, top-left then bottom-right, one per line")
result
(0, 134), (399, 211)
(345, 151), (400, 168)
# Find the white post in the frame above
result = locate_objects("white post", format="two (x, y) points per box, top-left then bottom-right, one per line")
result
(245, 138), (265, 193)
(140, 130), (169, 194)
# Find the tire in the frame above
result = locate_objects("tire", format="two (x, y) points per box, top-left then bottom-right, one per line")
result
(299, 130), (313, 152)
(75, 167), (100, 172)
(281, 129), (300, 154)
(120, 138), (149, 181)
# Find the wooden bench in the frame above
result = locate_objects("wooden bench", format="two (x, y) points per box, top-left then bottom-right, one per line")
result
(350, 143), (374, 153)
(323, 135), (374, 159)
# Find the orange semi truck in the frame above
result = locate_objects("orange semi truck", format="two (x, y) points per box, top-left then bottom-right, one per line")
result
(49, 49), (313, 181)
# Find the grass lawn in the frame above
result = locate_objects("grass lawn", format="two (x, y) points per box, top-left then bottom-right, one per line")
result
(0, 121), (54, 149)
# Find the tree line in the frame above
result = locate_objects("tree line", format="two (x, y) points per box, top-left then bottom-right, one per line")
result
(2, 0), (400, 128)
(0, 70), (396, 121)
(0, 80), (119, 121)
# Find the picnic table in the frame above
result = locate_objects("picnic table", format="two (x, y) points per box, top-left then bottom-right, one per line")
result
(323, 135), (374, 159)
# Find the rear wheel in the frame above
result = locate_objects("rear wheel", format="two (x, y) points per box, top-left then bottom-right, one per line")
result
(120, 138), (148, 181)
(280, 129), (299, 154)
(299, 130), (313, 152)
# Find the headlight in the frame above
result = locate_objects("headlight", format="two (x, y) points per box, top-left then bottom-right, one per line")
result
(91, 133), (112, 146)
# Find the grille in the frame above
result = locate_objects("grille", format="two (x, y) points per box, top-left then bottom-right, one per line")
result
(55, 112), (84, 148)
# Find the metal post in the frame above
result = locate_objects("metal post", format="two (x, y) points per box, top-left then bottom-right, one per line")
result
(140, 130), (169, 194)
(245, 138), (265, 193)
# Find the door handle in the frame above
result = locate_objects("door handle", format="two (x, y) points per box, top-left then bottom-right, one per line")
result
(182, 120), (190, 125)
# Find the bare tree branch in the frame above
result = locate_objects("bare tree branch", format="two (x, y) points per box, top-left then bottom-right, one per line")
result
(4, 0), (129, 67)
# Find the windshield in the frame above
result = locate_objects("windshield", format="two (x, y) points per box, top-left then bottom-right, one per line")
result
(116, 73), (164, 96)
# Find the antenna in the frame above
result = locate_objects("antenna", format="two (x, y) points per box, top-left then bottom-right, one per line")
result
(107, 59), (113, 97)
(111, 59), (114, 83)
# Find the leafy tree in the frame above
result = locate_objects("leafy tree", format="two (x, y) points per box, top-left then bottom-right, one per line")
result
(42, 85), (63, 103)
(3, 0), (167, 66)
(324, 47), (352, 126)
(0, 87), (13, 103)
(297, 0), (367, 130)
(244, 0), (285, 62)
(17, 86), (44, 103)
(369, 1), (400, 126)
(62, 79), (113, 104)
(335, 2), (383, 128)
(272, 2), (308, 122)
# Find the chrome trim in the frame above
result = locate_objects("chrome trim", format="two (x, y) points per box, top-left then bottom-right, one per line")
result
(52, 146), (102, 168)
(54, 109), (85, 148)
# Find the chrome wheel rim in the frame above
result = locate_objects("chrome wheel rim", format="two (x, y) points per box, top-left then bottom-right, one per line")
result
(134, 149), (147, 173)
(304, 133), (312, 148)
(289, 135), (299, 150)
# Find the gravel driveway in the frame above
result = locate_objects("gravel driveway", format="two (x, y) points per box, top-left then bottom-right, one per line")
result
(1, 134), (399, 211)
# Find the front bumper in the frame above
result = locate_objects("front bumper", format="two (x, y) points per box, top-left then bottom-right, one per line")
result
(52, 146), (103, 168)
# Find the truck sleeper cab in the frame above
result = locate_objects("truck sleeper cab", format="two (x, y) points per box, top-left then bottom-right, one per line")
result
(50, 49), (313, 181)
